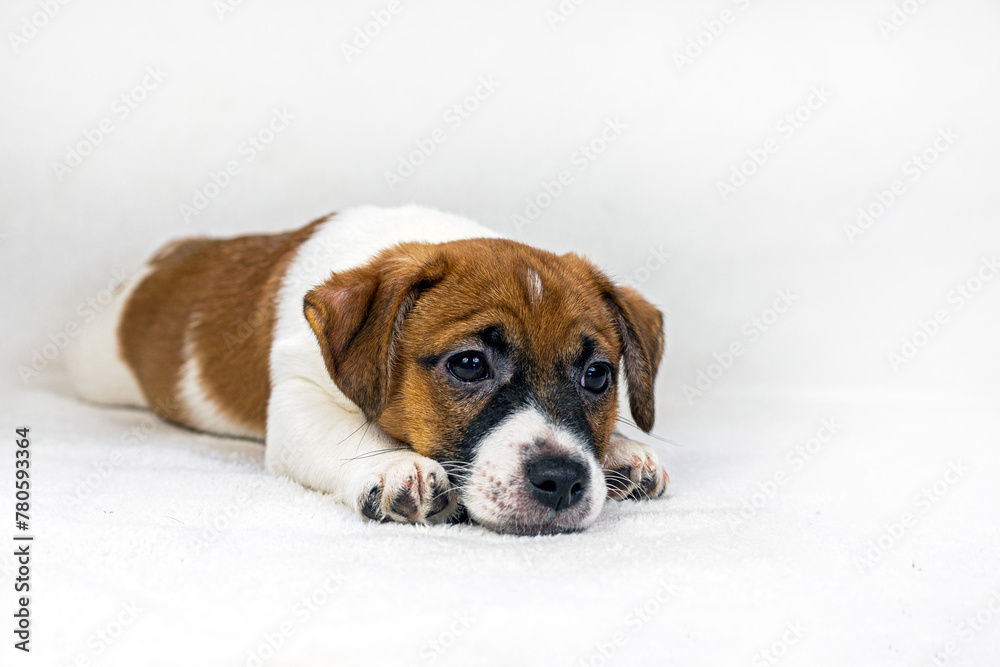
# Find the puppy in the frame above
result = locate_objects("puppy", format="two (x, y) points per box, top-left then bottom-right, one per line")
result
(67, 205), (668, 534)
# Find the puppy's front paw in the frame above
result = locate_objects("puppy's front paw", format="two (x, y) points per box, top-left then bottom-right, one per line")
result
(602, 435), (669, 501)
(359, 452), (459, 525)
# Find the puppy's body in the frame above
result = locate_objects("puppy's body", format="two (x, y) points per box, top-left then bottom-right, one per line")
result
(68, 205), (668, 534)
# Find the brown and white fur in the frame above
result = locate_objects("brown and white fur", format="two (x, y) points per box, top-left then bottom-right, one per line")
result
(67, 205), (668, 535)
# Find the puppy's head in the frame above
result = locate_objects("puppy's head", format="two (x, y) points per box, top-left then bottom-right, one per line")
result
(304, 239), (663, 534)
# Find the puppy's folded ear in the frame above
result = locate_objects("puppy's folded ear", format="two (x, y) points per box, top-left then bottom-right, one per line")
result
(562, 252), (666, 432)
(303, 245), (447, 420)
(605, 285), (665, 433)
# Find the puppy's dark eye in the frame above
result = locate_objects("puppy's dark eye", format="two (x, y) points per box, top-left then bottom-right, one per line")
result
(447, 351), (489, 382)
(581, 363), (611, 393)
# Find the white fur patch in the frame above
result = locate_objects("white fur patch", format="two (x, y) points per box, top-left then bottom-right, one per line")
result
(523, 267), (543, 306)
(176, 314), (261, 439)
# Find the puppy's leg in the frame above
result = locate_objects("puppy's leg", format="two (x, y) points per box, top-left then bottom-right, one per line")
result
(602, 432), (670, 501)
(266, 378), (459, 524)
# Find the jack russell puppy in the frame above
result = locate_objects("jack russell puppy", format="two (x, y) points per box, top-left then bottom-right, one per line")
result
(67, 205), (668, 534)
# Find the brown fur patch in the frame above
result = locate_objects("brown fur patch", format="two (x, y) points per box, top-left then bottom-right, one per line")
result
(119, 216), (328, 435)
(304, 239), (664, 463)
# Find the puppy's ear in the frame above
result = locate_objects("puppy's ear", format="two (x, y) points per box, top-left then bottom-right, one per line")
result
(303, 245), (447, 420)
(604, 285), (665, 432)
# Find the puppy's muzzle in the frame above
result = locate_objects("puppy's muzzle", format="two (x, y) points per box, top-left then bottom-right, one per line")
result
(461, 406), (605, 534)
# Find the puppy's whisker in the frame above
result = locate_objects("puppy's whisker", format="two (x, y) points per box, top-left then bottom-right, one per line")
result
(429, 487), (454, 503)
(440, 461), (476, 475)
(601, 468), (644, 498)
(614, 418), (682, 447)
(354, 420), (375, 455)
(326, 419), (371, 450)
(441, 462), (472, 471)
(339, 448), (399, 463)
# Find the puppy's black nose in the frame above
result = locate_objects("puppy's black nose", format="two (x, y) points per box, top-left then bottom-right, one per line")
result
(527, 456), (587, 511)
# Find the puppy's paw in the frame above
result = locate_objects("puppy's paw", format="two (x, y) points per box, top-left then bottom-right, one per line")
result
(359, 452), (459, 525)
(602, 434), (669, 501)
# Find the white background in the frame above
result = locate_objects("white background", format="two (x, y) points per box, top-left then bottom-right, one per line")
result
(1, 1), (998, 666)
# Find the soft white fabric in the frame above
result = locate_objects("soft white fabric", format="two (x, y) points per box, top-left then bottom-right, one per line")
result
(2, 383), (997, 667)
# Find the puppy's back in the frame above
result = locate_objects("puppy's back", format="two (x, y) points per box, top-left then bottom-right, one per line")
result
(67, 217), (327, 439)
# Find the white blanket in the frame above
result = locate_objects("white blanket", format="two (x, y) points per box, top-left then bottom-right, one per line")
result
(3, 381), (998, 666)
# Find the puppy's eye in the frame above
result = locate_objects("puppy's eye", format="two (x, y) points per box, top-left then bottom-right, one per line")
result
(581, 363), (611, 393)
(447, 351), (489, 382)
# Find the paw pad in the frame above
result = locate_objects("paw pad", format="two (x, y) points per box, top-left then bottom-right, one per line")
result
(358, 454), (460, 525)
